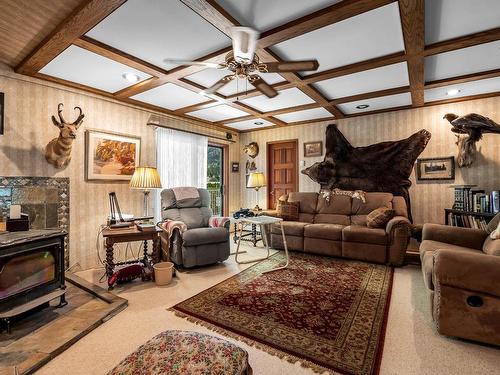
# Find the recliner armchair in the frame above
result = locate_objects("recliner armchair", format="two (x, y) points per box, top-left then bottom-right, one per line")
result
(159, 188), (230, 268)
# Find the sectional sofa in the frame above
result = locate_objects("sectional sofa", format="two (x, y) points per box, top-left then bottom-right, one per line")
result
(266, 192), (412, 266)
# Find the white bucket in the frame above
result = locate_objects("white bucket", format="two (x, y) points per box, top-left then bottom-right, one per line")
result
(153, 262), (174, 286)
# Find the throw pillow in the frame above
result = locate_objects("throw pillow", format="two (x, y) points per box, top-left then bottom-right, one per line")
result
(277, 201), (300, 221)
(366, 207), (395, 228)
(330, 188), (367, 203)
(487, 212), (500, 234)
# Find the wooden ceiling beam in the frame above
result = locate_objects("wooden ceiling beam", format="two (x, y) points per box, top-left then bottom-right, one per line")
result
(74, 36), (168, 77)
(330, 86), (410, 105)
(16, 0), (126, 75)
(257, 0), (396, 48)
(301, 52), (407, 85)
(424, 27), (500, 57)
(399, 0), (425, 107)
(424, 68), (500, 89)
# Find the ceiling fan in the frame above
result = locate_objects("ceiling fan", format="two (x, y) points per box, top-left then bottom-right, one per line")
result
(163, 27), (320, 98)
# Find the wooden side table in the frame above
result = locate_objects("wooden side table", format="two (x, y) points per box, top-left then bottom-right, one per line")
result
(102, 226), (161, 290)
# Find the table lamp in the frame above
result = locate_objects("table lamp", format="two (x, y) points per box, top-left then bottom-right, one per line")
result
(247, 172), (266, 211)
(129, 166), (162, 218)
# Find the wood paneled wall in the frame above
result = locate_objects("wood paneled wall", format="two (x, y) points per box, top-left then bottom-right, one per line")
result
(240, 97), (500, 225)
(0, 65), (240, 269)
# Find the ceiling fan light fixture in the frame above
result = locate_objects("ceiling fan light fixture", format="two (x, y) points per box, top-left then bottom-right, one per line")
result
(446, 89), (460, 96)
(122, 72), (140, 83)
(356, 104), (370, 109)
(230, 27), (259, 64)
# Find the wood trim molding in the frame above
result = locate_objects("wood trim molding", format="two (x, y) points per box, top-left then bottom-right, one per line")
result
(330, 86), (410, 104)
(425, 69), (500, 89)
(16, 0), (126, 75)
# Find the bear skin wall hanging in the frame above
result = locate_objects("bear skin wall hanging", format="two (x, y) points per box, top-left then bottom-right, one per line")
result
(302, 124), (431, 222)
(443, 113), (500, 168)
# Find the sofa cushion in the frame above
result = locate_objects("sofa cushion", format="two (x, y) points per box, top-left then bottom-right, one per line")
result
(298, 213), (315, 223)
(392, 196), (408, 218)
(316, 193), (351, 215)
(314, 214), (350, 225)
(366, 207), (395, 228)
(182, 227), (228, 246)
(288, 192), (318, 214)
(271, 221), (308, 236)
(483, 236), (500, 256)
(351, 192), (393, 215)
(277, 201), (300, 221)
(304, 224), (344, 241)
(342, 225), (387, 245)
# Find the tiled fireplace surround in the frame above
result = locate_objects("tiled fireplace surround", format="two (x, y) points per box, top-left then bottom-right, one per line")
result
(0, 177), (70, 267)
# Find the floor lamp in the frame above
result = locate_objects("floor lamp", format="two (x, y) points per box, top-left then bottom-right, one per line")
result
(130, 167), (162, 220)
(247, 172), (266, 211)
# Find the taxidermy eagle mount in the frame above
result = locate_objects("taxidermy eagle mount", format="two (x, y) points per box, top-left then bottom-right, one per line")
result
(443, 113), (500, 167)
(302, 124), (431, 222)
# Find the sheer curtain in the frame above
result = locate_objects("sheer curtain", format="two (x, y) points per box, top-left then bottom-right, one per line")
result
(154, 127), (208, 221)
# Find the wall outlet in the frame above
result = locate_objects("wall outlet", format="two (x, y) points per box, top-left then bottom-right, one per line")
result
(300, 160), (306, 166)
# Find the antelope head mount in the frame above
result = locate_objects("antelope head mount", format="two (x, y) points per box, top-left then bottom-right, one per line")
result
(45, 103), (84, 168)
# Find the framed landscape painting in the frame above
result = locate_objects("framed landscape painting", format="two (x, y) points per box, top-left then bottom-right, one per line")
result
(304, 141), (323, 157)
(85, 130), (141, 181)
(416, 156), (455, 181)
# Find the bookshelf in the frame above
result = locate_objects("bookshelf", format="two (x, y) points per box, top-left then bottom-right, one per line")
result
(445, 208), (496, 229)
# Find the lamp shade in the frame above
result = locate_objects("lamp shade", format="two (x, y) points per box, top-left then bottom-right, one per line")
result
(129, 167), (162, 189)
(247, 172), (266, 189)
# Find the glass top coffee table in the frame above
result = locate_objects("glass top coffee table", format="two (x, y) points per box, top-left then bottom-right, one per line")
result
(234, 215), (289, 274)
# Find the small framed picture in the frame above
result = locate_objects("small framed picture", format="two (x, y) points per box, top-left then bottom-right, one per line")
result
(0, 92), (4, 135)
(416, 157), (455, 181)
(231, 162), (239, 173)
(304, 141), (323, 157)
(85, 130), (141, 181)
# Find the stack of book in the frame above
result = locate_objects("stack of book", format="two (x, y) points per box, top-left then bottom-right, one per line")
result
(451, 185), (500, 214)
(447, 212), (490, 230)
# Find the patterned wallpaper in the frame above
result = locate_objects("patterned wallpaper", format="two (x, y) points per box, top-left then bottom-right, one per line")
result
(0, 65), (241, 270)
(240, 96), (500, 225)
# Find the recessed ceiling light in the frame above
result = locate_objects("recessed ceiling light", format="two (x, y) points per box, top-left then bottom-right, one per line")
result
(356, 104), (370, 109)
(446, 89), (461, 96)
(122, 73), (140, 83)
(254, 121), (264, 125)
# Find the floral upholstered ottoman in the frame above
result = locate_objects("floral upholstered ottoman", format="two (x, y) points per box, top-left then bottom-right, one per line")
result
(107, 330), (252, 375)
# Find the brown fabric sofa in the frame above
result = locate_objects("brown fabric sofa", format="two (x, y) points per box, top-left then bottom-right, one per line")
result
(266, 192), (412, 266)
(420, 223), (500, 346)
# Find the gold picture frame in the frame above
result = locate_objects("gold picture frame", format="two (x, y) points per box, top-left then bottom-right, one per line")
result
(85, 130), (141, 181)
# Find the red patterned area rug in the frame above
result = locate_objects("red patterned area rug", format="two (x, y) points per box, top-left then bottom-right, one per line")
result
(170, 252), (393, 375)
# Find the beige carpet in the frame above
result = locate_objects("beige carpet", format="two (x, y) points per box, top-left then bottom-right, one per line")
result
(36, 243), (500, 375)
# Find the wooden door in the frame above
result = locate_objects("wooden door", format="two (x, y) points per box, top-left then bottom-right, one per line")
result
(267, 140), (298, 209)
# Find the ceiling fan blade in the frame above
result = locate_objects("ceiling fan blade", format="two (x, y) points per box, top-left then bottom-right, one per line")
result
(230, 27), (259, 64)
(201, 75), (234, 95)
(258, 60), (319, 73)
(163, 59), (226, 69)
(249, 75), (278, 98)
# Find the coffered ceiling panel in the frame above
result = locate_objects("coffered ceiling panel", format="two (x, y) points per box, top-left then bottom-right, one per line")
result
(226, 118), (275, 131)
(314, 62), (409, 100)
(86, 0), (231, 70)
(274, 107), (332, 123)
(239, 87), (315, 112)
(39, 45), (151, 93)
(271, 3), (405, 75)
(215, 0), (341, 32)
(424, 76), (500, 103)
(425, 40), (500, 82)
(425, 0), (500, 44)
(131, 83), (210, 110)
(187, 104), (248, 122)
(185, 68), (285, 97)
(337, 92), (411, 115)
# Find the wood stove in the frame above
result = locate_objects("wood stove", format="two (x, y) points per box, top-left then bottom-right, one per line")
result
(0, 229), (67, 332)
